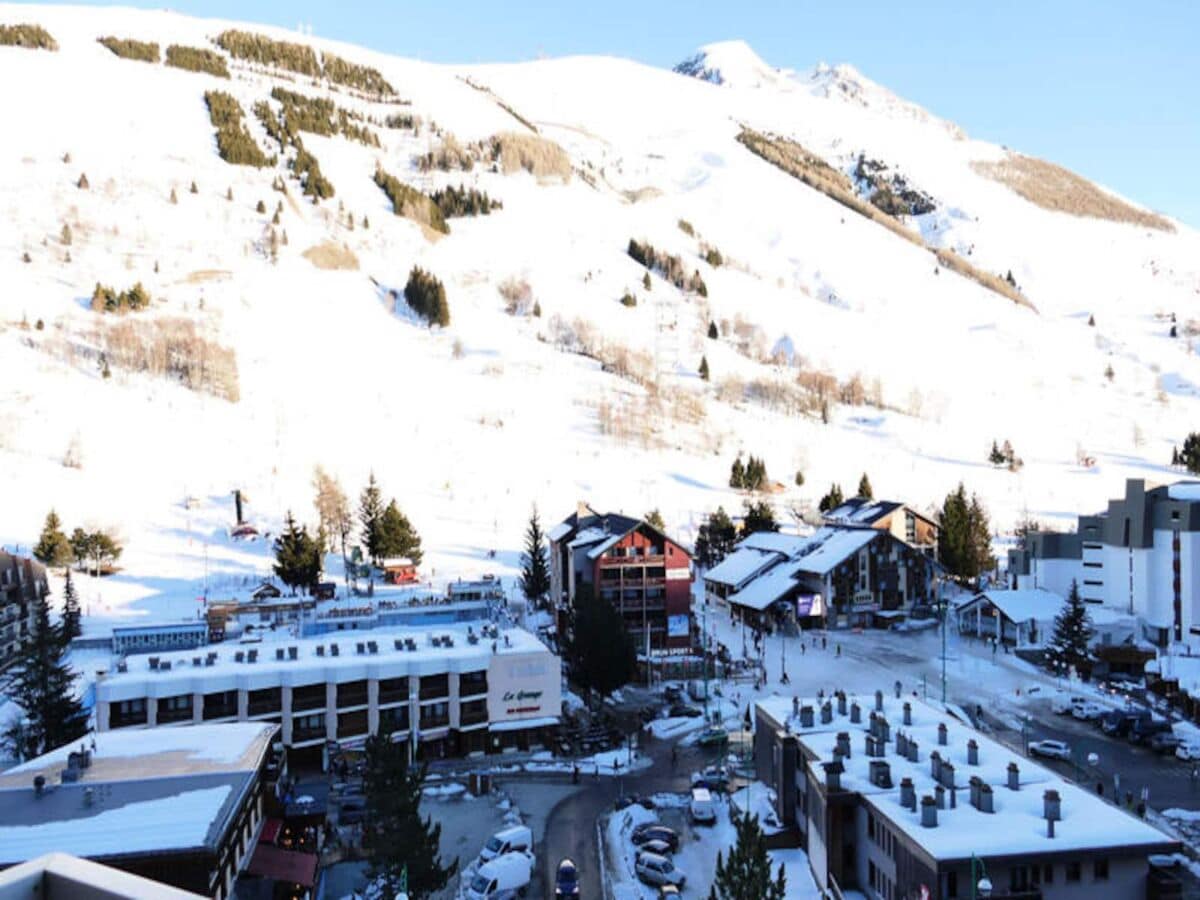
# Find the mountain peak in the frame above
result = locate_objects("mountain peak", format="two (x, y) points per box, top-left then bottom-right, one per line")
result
(673, 40), (781, 87)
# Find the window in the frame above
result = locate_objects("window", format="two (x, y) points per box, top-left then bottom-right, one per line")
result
(867, 813), (876, 839)
(1094, 859), (1109, 881)
(946, 871), (958, 898)
(1066, 861), (1081, 882)
(460, 670), (488, 696)
(293, 712), (325, 740)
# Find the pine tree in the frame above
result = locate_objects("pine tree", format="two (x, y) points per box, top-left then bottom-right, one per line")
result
(644, 509), (666, 531)
(1173, 446), (1182, 467)
(708, 813), (787, 900)
(742, 500), (779, 534)
(33, 510), (72, 569)
(189, 180), (198, 194)
(169, 187), (178, 204)
(642, 271), (652, 291)
(519, 507), (550, 604)
(60, 570), (81, 642)
(255, 199), (266, 214)
(2, 589), (88, 759)
(60, 223), (72, 246)
(1182, 433), (1200, 475)
(695, 506), (738, 568)
(272, 512), (321, 594)
(1044, 581), (1093, 678)
(730, 456), (746, 489)
(988, 440), (1006, 466)
(794, 470), (804, 487)
(358, 473), (385, 565)
(362, 728), (456, 900)
(225, 186), (233, 201)
(857, 472), (873, 500)
(699, 355), (710, 381)
(938, 484), (995, 582)
(818, 483), (844, 513)
(1088, 314), (1096, 326)
(708, 320), (719, 340)
(378, 500), (423, 566)
(565, 582), (635, 699)
(77, 173), (89, 190)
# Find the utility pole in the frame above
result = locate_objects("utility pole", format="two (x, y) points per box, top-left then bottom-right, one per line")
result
(940, 577), (948, 705)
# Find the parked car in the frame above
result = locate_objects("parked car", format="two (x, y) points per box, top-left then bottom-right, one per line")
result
(480, 825), (533, 863)
(1052, 695), (1087, 715)
(636, 852), (686, 888)
(691, 765), (731, 791)
(690, 787), (718, 824)
(658, 887), (681, 899)
(696, 726), (729, 748)
(1101, 711), (1139, 737)
(669, 704), (704, 719)
(1150, 733), (1184, 755)
(554, 858), (580, 898)
(466, 852), (533, 900)
(631, 824), (680, 852)
(615, 794), (655, 811)
(639, 838), (674, 858)
(1072, 702), (1107, 721)
(1028, 739), (1071, 761)
(1177, 743), (1200, 761)
(1130, 717), (1172, 745)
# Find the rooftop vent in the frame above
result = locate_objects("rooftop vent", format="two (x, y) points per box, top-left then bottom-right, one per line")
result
(330, 643), (339, 657)
(159, 660), (172, 671)
(288, 646), (298, 660)
(276, 648), (285, 661)
(1007, 762), (1020, 791)
(836, 692), (847, 716)
(33, 775), (46, 797)
(930, 750), (942, 782)
(247, 649), (258, 663)
(394, 639), (403, 651)
(235, 651), (245, 663)
(367, 641), (378, 654)
(823, 760), (844, 792)
(1043, 789), (1061, 823)
(868, 759), (892, 789)
(907, 737), (919, 764)
(921, 794), (937, 828)
(148, 657), (160, 670)
(316, 645), (325, 657)
(116, 661), (128, 674)
(900, 777), (916, 810)
(940, 760), (956, 790)
(937, 722), (948, 746)
(935, 784), (946, 810)
(468, 633), (479, 645)
(902, 702), (912, 726)
(979, 783), (994, 814)
(874, 689), (884, 712)
(800, 706), (814, 729)
(405, 638), (417, 651)
(356, 642), (365, 655)
(967, 739), (979, 766)
(836, 732), (851, 759)
(968, 775), (982, 809)
(850, 702), (861, 724)
(820, 702), (832, 724)
(192, 657), (202, 668)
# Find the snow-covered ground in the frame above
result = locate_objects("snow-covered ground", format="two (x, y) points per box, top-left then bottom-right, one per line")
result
(1, 5), (1199, 646)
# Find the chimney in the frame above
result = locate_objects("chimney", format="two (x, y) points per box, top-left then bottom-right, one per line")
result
(800, 705), (814, 729)
(875, 689), (884, 711)
(907, 738), (919, 764)
(902, 702), (912, 726)
(979, 783), (994, 814)
(896, 731), (909, 758)
(234, 489), (244, 525)
(967, 739), (979, 766)
(900, 777), (916, 810)
(930, 750), (942, 781)
(820, 701), (833, 724)
(576, 500), (590, 521)
(941, 761), (956, 790)
(865, 734), (882, 758)
(1007, 762), (1020, 791)
(937, 722), (948, 746)
(935, 784), (946, 809)
(878, 717), (891, 743)
(969, 775), (982, 809)
(836, 732), (851, 759)
(823, 760), (844, 792)
(850, 702), (861, 724)
(895, 680), (903, 699)
(950, 785), (957, 809)
(869, 710), (878, 736)
(921, 795), (938, 827)
(33, 775), (45, 797)
(837, 692), (847, 716)
(869, 759), (892, 788)
(1043, 789), (1061, 822)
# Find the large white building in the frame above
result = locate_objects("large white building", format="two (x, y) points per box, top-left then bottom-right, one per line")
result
(1008, 479), (1200, 648)
(94, 622), (561, 760)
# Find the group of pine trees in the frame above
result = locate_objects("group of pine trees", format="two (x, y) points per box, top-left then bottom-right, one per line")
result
(729, 454), (769, 491)
(34, 510), (123, 578)
(404, 267), (451, 327)
(204, 90), (272, 168)
(272, 512), (323, 594)
(267, 87), (379, 148)
(165, 44), (230, 78)
(374, 167), (448, 234)
(1172, 433), (1200, 474)
(96, 36), (159, 62)
(938, 483), (994, 583)
(429, 184), (501, 219)
(215, 29), (320, 76)
(627, 238), (708, 295)
(988, 439), (1022, 471)
(291, 145), (334, 199)
(90, 281), (150, 314)
(358, 473), (423, 568)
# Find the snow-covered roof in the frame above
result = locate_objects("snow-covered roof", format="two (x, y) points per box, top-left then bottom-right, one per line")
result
(1148, 654), (1200, 699)
(546, 522), (573, 543)
(793, 528), (878, 576)
(0, 722), (277, 865)
(757, 695), (1174, 860)
(1168, 482), (1200, 502)
(586, 533), (627, 560)
(704, 547), (781, 588)
(380, 557), (415, 568)
(728, 559), (807, 611)
(737, 531), (812, 556)
(962, 589), (1065, 624)
(567, 527), (608, 549)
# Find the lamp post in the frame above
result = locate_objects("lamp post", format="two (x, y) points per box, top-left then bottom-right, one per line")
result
(969, 855), (992, 900)
(938, 576), (948, 704)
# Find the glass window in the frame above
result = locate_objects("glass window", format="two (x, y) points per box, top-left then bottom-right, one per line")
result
(1094, 859), (1109, 881)
(1066, 861), (1081, 882)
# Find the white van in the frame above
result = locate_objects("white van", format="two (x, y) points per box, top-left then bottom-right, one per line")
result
(480, 824), (534, 863)
(690, 786), (717, 824)
(465, 852), (533, 900)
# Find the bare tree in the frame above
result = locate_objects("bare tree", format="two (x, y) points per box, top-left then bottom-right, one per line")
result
(312, 465), (353, 592)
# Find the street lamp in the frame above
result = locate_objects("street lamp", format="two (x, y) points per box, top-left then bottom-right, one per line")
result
(969, 855), (992, 900)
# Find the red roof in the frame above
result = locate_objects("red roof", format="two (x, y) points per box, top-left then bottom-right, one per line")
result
(246, 844), (318, 888)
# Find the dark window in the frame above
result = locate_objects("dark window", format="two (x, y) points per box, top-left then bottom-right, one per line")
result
(292, 682), (326, 712)
(337, 709), (368, 738)
(336, 680), (368, 709)
(378, 677), (408, 705)
(111, 698), (148, 728)
(419, 673), (449, 700)
(946, 870), (958, 897)
(380, 705), (409, 732)
(1094, 859), (1109, 880)
(157, 694), (193, 724)
(420, 701), (449, 729)
(1066, 861), (1081, 882)
(293, 712), (325, 741)
(203, 690), (238, 720)
(248, 687), (281, 716)
(459, 670), (488, 696)
(460, 698), (488, 725)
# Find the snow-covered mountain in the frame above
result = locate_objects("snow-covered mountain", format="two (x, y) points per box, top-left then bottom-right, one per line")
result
(1, 5), (1198, 630)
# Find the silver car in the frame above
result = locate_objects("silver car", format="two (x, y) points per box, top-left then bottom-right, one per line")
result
(636, 852), (686, 888)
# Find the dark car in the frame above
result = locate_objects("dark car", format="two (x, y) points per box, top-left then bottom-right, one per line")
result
(1100, 712), (1138, 737)
(615, 794), (656, 811)
(631, 824), (680, 853)
(1150, 733), (1184, 755)
(669, 703), (704, 719)
(1130, 717), (1171, 745)
(555, 858), (580, 898)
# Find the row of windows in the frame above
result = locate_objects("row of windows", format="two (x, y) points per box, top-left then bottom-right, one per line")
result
(945, 859), (1108, 897)
(867, 860), (894, 900)
(865, 812), (895, 858)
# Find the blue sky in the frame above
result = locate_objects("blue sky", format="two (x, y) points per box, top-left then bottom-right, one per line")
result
(55, 0), (1200, 226)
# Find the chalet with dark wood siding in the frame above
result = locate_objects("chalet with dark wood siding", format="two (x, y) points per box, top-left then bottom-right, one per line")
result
(549, 503), (693, 660)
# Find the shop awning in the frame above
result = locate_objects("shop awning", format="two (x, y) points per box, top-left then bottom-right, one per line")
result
(246, 844), (318, 888)
(488, 715), (559, 732)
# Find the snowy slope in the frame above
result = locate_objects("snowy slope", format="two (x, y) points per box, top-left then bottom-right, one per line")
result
(1, 5), (1198, 633)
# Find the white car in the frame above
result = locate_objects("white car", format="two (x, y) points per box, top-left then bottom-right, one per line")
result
(1052, 695), (1086, 715)
(1028, 739), (1071, 761)
(1072, 702), (1107, 721)
(1176, 743), (1200, 761)
(636, 852), (686, 888)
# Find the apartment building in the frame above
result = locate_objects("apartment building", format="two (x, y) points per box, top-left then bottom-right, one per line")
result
(0, 552), (48, 669)
(94, 622), (560, 760)
(754, 693), (1178, 899)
